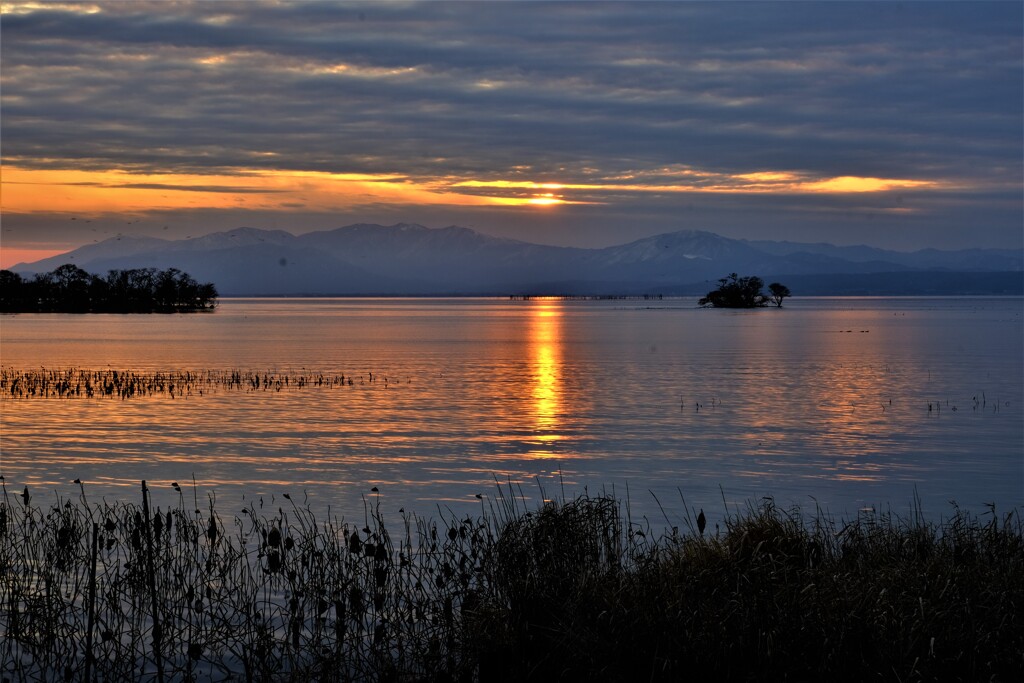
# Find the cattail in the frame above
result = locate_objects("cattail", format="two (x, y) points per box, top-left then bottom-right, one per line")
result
(267, 550), (282, 574)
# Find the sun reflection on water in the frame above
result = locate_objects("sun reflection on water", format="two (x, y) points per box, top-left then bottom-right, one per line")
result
(1, 297), (1020, 520)
(528, 302), (563, 456)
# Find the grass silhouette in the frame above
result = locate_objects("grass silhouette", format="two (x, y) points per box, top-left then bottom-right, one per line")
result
(1, 482), (1021, 681)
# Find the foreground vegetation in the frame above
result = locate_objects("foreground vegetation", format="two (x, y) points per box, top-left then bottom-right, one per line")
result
(0, 264), (217, 313)
(1, 483), (1021, 682)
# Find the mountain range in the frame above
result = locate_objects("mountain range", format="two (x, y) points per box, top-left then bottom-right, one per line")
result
(9, 223), (1023, 296)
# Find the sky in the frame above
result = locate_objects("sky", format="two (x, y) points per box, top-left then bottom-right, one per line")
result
(1, 1), (1021, 268)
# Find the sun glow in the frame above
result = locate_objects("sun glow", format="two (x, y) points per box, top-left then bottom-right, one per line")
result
(527, 195), (564, 206)
(0, 247), (71, 270)
(0, 165), (592, 218)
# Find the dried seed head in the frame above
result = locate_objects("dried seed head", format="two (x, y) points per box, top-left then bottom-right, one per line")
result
(267, 551), (282, 574)
(349, 531), (361, 554)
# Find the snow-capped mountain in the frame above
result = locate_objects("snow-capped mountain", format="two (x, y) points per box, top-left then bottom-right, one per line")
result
(10, 224), (1022, 296)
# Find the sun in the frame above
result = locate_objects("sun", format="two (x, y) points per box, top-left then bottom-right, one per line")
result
(527, 194), (564, 206)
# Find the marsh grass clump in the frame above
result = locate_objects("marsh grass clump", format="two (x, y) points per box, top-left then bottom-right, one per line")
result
(0, 367), (385, 400)
(0, 483), (483, 682)
(465, 494), (626, 678)
(1, 484), (1022, 682)
(467, 496), (1024, 682)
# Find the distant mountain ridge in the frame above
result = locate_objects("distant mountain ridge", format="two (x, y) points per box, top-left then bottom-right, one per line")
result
(10, 223), (1023, 296)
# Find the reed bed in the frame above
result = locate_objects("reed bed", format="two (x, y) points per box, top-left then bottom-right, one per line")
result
(1, 482), (1021, 682)
(1, 481), (487, 682)
(0, 368), (393, 400)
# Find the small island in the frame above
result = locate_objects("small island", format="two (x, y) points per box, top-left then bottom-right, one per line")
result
(699, 273), (790, 308)
(0, 264), (218, 313)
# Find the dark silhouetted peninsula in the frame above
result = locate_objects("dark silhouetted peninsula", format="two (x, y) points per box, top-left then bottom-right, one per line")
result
(0, 264), (217, 313)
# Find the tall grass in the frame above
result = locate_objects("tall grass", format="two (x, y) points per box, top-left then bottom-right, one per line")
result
(473, 495), (1024, 681)
(2, 482), (1021, 681)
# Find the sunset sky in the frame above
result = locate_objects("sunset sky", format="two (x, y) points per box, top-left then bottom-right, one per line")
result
(1, 1), (1021, 268)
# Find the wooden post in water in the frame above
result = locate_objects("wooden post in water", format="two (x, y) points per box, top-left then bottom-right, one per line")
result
(141, 481), (166, 683)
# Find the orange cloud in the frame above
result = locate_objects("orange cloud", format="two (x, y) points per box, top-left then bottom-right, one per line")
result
(0, 165), (594, 216)
(1, 2), (102, 14)
(0, 164), (947, 228)
(454, 171), (944, 196)
(798, 176), (936, 193)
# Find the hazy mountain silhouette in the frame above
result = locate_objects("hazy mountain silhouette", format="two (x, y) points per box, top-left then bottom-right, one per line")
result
(11, 223), (1022, 296)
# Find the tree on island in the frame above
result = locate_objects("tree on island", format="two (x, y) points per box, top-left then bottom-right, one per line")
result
(767, 282), (791, 308)
(699, 273), (790, 308)
(0, 264), (218, 313)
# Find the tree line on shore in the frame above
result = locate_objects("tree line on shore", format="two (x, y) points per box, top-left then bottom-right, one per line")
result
(0, 264), (217, 313)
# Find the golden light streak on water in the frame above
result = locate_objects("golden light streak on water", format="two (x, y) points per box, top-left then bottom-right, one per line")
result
(528, 302), (563, 456)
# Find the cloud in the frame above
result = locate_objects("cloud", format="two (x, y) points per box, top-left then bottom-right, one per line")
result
(107, 183), (285, 194)
(0, 1), (1020, 251)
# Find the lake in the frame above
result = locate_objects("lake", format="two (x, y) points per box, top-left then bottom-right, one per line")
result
(1, 297), (1021, 525)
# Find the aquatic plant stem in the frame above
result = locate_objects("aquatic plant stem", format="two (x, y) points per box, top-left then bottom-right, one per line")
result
(84, 522), (98, 683)
(141, 480), (166, 683)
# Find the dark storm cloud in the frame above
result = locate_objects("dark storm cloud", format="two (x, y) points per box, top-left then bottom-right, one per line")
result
(1, 1), (1021, 249)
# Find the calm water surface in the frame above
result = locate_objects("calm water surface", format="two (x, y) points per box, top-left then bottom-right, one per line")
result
(2, 297), (1021, 523)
